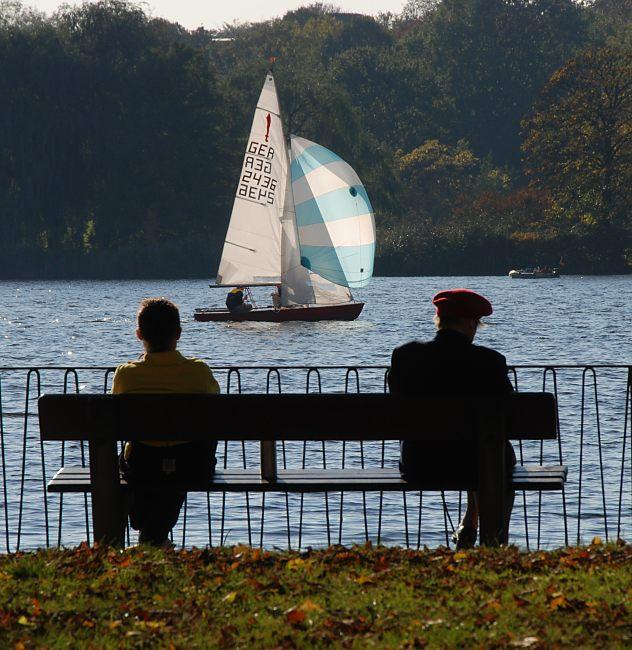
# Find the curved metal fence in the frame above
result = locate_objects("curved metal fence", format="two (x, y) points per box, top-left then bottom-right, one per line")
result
(0, 364), (630, 551)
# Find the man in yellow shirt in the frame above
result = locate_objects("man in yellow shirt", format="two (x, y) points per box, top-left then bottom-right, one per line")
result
(113, 297), (220, 546)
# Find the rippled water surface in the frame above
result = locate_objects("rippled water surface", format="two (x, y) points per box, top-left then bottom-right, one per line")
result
(1, 275), (630, 367)
(0, 276), (630, 550)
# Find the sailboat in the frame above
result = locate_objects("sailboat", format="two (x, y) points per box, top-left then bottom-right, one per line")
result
(194, 71), (375, 323)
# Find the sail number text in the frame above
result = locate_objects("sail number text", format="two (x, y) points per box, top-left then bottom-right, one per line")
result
(238, 140), (277, 205)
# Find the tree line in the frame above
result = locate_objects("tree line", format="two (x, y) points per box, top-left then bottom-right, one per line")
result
(0, 0), (630, 278)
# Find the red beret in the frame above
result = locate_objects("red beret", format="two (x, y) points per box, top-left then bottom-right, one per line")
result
(432, 289), (492, 319)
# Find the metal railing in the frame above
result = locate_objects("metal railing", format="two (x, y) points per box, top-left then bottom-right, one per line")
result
(0, 364), (630, 551)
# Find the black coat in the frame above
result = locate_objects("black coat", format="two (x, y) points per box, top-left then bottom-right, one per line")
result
(388, 328), (514, 481)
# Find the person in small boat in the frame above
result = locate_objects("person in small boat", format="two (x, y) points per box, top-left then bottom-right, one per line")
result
(226, 286), (253, 313)
(388, 288), (515, 550)
(271, 284), (282, 310)
(113, 297), (220, 547)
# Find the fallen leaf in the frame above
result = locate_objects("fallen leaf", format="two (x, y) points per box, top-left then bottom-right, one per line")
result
(549, 593), (569, 611)
(285, 608), (306, 626)
(17, 616), (30, 627)
(485, 599), (502, 612)
(356, 575), (375, 585)
(222, 591), (238, 604)
(286, 557), (311, 570)
(511, 637), (539, 647)
(298, 599), (322, 613)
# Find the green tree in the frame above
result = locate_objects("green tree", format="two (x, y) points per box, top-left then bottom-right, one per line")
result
(397, 139), (509, 225)
(523, 41), (632, 267)
(399, 0), (441, 22)
(399, 0), (590, 170)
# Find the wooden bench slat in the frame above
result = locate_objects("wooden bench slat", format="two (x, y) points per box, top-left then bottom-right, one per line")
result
(50, 465), (567, 478)
(38, 392), (558, 441)
(48, 465), (567, 494)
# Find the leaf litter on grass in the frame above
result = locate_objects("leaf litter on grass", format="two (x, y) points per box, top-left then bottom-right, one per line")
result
(0, 541), (629, 647)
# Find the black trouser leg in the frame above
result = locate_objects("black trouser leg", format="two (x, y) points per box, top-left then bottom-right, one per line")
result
(129, 487), (186, 546)
(120, 441), (216, 547)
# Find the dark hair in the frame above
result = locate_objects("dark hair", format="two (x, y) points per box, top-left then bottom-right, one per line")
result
(137, 298), (181, 352)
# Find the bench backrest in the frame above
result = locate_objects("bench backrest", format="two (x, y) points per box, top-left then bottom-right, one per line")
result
(38, 393), (557, 442)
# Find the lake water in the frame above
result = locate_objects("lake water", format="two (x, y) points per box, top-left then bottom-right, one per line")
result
(0, 276), (630, 550)
(1, 275), (631, 368)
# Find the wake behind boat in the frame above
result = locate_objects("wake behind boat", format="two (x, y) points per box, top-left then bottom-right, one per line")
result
(194, 70), (375, 323)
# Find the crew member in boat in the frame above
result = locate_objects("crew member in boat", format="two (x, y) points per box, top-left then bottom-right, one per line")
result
(388, 288), (515, 550)
(226, 286), (253, 313)
(113, 298), (220, 547)
(271, 284), (282, 310)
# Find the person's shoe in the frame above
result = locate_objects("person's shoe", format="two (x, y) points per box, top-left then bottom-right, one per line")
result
(451, 524), (477, 550)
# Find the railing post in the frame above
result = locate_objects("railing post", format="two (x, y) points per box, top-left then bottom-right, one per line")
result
(477, 399), (507, 547)
(261, 440), (277, 481)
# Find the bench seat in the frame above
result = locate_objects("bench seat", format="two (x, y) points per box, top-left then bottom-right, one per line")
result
(48, 464), (567, 494)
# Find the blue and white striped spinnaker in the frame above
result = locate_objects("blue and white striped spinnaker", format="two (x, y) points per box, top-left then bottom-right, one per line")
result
(290, 136), (376, 288)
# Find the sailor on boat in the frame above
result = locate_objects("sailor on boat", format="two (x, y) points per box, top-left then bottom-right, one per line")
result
(271, 284), (282, 310)
(226, 287), (253, 313)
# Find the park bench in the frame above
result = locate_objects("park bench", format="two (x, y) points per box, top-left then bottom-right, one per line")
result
(38, 392), (567, 548)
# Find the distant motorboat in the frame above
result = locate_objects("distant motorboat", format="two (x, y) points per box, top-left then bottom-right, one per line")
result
(509, 267), (561, 279)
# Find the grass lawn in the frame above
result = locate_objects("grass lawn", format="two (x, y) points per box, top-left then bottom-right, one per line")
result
(0, 541), (630, 648)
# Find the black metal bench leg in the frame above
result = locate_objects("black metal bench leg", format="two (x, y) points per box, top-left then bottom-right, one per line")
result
(89, 438), (126, 547)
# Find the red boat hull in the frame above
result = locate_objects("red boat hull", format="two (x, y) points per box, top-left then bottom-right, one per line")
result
(194, 302), (364, 322)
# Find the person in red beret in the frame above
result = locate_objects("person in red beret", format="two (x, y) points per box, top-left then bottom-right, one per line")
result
(388, 288), (515, 549)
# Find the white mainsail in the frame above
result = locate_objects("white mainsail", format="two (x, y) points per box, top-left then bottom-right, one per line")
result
(216, 74), (287, 285)
(216, 73), (373, 307)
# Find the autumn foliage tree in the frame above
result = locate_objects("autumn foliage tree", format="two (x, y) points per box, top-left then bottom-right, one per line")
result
(523, 41), (632, 269)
